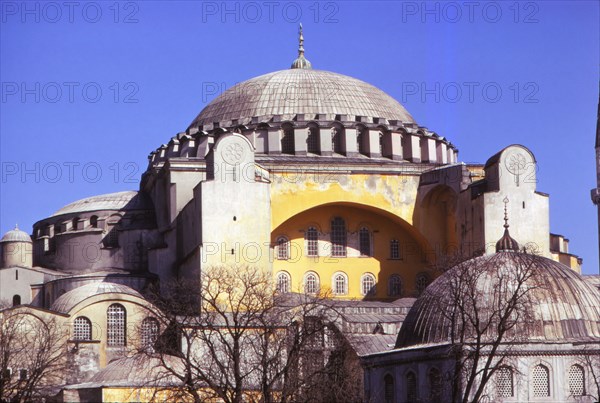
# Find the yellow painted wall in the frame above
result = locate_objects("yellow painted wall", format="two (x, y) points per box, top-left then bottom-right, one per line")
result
(272, 204), (431, 299)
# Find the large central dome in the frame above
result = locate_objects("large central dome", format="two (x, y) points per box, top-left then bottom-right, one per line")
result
(189, 69), (415, 129)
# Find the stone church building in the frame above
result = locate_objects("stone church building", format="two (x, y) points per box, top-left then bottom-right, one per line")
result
(0, 28), (598, 402)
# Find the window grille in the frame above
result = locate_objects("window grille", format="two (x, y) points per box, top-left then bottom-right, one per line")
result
(305, 273), (318, 294)
(277, 237), (289, 260)
(305, 227), (318, 257)
(307, 127), (320, 154)
(406, 372), (417, 402)
(73, 317), (92, 341)
(104, 224), (119, 248)
(532, 364), (550, 397)
(496, 366), (514, 397)
(568, 364), (585, 396)
(334, 273), (347, 295)
(331, 217), (346, 257)
(359, 227), (371, 256)
(384, 374), (394, 403)
(390, 239), (400, 259)
(141, 317), (160, 348)
(361, 274), (376, 296)
(107, 304), (126, 346)
(277, 272), (290, 293)
(389, 275), (401, 297)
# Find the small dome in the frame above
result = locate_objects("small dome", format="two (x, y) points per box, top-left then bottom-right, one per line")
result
(51, 191), (154, 217)
(397, 252), (600, 347)
(51, 282), (143, 313)
(0, 225), (32, 243)
(189, 69), (415, 129)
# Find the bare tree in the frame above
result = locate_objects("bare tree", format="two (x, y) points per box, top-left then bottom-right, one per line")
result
(581, 347), (600, 402)
(137, 265), (358, 403)
(0, 306), (67, 402)
(401, 251), (539, 403)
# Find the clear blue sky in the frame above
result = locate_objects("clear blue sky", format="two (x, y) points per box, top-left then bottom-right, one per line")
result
(1, 1), (599, 273)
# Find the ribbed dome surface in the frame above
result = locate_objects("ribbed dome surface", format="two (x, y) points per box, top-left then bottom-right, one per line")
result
(397, 252), (600, 347)
(189, 69), (415, 128)
(51, 282), (142, 313)
(0, 226), (32, 243)
(52, 191), (153, 217)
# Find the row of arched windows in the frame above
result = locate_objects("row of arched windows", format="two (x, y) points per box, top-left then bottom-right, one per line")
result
(280, 124), (390, 157)
(276, 220), (404, 260)
(382, 363), (587, 402)
(71, 304), (159, 348)
(276, 271), (430, 297)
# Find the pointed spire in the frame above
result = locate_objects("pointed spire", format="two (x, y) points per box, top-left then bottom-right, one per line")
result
(291, 23), (312, 70)
(496, 197), (520, 252)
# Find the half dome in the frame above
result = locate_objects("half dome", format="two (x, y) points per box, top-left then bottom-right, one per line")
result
(51, 282), (143, 313)
(397, 252), (600, 347)
(189, 69), (415, 129)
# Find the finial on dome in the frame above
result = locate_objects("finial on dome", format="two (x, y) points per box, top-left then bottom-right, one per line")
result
(291, 23), (312, 70)
(14, 223), (18, 230)
(496, 197), (520, 252)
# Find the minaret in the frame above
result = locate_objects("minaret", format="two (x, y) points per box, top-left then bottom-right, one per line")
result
(591, 81), (600, 274)
(290, 23), (312, 70)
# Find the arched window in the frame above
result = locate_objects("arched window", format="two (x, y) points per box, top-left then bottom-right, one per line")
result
(331, 126), (343, 154)
(415, 273), (430, 295)
(107, 304), (126, 347)
(103, 219), (119, 248)
(406, 371), (417, 402)
(429, 368), (442, 403)
(331, 217), (346, 257)
(73, 317), (92, 341)
(12, 295), (21, 306)
(359, 227), (371, 256)
(568, 364), (585, 396)
(357, 127), (367, 155)
(388, 275), (402, 297)
(379, 132), (384, 156)
(496, 366), (514, 397)
(72, 217), (79, 231)
(305, 227), (318, 257)
(141, 317), (160, 348)
(304, 272), (319, 294)
(333, 273), (347, 295)
(306, 126), (320, 154)
(361, 273), (376, 296)
(277, 237), (290, 260)
(276, 272), (291, 294)
(281, 126), (295, 154)
(390, 239), (400, 259)
(532, 364), (550, 397)
(90, 215), (98, 228)
(383, 374), (394, 403)
(54, 223), (62, 234)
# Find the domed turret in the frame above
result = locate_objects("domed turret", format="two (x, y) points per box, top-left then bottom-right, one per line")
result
(0, 225), (32, 268)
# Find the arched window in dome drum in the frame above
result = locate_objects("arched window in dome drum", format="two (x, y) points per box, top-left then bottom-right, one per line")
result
(568, 364), (585, 396)
(12, 295), (21, 306)
(379, 132), (384, 156)
(331, 126), (343, 154)
(357, 127), (367, 155)
(281, 125), (295, 154)
(90, 215), (98, 228)
(306, 126), (320, 154)
(72, 217), (79, 231)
